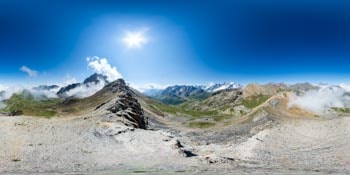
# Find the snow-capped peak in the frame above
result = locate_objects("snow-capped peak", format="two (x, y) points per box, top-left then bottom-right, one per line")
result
(205, 82), (242, 92)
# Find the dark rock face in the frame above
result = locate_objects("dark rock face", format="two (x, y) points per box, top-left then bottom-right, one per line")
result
(107, 91), (147, 129)
(103, 79), (147, 129)
(83, 73), (108, 84)
(104, 79), (129, 94)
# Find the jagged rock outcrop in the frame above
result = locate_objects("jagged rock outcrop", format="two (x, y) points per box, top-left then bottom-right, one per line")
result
(107, 91), (147, 129)
(97, 79), (147, 129)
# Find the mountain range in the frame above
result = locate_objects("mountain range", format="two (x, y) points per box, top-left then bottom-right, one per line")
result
(143, 82), (242, 104)
(1, 72), (350, 118)
(204, 82), (242, 92)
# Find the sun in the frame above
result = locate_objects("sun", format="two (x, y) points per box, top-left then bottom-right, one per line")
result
(123, 30), (148, 48)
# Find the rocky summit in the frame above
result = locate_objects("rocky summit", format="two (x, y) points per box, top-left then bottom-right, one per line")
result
(98, 79), (147, 129)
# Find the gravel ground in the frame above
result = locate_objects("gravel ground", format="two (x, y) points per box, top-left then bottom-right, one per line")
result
(1, 113), (350, 174)
(0, 114), (197, 174)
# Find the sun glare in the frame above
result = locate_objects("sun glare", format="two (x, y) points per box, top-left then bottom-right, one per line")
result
(123, 30), (148, 48)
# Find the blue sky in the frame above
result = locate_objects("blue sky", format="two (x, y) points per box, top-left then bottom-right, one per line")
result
(1, 0), (350, 86)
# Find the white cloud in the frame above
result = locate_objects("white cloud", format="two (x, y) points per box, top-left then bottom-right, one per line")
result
(64, 81), (106, 98)
(129, 83), (168, 93)
(0, 85), (24, 101)
(30, 88), (59, 99)
(339, 83), (350, 91)
(20, 66), (38, 77)
(58, 73), (109, 98)
(0, 84), (7, 92)
(288, 85), (350, 114)
(0, 84), (60, 102)
(87, 56), (123, 82)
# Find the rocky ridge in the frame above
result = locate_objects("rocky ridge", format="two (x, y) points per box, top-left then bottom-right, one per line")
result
(97, 79), (147, 129)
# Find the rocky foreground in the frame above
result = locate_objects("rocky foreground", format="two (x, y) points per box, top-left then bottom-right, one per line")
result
(2, 113), (350, 174)
(0, 114), (197, 174)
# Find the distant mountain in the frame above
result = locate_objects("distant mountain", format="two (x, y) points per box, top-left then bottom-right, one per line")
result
(83, 73), (108, 85)
(57, 73), (109, 98)
(143, 88), (163, 97)
(205, 82), (242, 92)
(145, 82), (243, 105)
(155, 85), (210, 105)
(57, 83), (81, 97)
(243, 83), (288, 98)
(33, 85), (60, 91)
(288, 83), (320, 95)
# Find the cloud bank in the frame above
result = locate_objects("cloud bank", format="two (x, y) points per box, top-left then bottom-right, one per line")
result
(0, 84), (61, 109)
(30, 87), (60, 99)
(20, 66), (38, 77)
(129, 83), (168, 93)
(59, 56), (121, 98)
(288, 85), (350, 114)
(64, 81), (105, 98)
(0, 85), (22, 101)
(87, 56), (123, 82)
(129, 83), (168, 96)
(0, 85), (60, 101)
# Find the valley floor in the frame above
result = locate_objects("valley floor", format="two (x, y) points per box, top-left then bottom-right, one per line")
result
(1, 113), (350, 174)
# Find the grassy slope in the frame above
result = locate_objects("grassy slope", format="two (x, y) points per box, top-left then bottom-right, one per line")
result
(149, 100), (217, 117)
(241, 94), (270, 109)
(56, 94), (112, 115)
(146, 93), (272, 129)
(0, 87), (114, 117)
(332, 107), (350, 113)
(2, 93), (63, 118)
